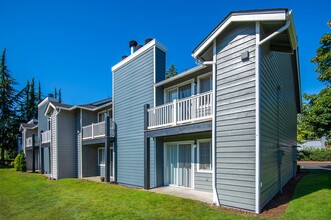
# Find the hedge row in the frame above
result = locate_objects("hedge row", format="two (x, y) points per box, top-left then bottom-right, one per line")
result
(299, 148), (331, 161)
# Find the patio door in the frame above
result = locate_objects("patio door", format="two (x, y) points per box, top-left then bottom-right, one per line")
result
(165, 143), (193, 188)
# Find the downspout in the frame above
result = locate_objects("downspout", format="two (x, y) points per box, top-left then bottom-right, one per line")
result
(55, 108), (61, 179)
(212, 39), (220, 206)
(255, 17), (292, 214)
(194, 40), (220, 206)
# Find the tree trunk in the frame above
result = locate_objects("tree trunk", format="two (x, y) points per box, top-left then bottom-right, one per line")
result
(0, 139), (5, 165)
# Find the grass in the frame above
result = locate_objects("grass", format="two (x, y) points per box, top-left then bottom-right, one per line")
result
(0, 169), (330, 220)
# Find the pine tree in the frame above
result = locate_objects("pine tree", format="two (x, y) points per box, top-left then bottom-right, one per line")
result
(0, 48), (18, 164)
(166, 64), (178, 79)
(54, 87), (57, 99)
(37, 81), (41, 104)
(58, 88), (62, 103)
(29, 78), (36, 119)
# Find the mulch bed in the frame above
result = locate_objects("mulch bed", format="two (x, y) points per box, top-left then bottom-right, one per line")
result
(216, 171), (308, 218)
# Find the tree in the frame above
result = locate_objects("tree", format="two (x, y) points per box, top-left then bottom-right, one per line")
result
(37, 81), (41, 104)
(54, 87), (57, 99)
(311, 22), (331, 84)
(166, 64), (178, 79)
(28, 77), (37, 119)
(58, 88), (62, 103)
(298, 21), (331, 141)
(0, 49), (18, 164)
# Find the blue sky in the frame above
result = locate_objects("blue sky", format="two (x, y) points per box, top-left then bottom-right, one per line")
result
(1, 0), (330, 105)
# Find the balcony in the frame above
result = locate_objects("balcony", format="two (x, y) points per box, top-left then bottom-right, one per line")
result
(26, 136), (39, 147)
(41, 130), (51, 144)
(147, 91), (213, 129)
(82, 120), (115, 140)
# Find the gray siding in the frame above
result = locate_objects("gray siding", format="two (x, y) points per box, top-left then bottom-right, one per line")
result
(38, 101), (49, 134)
(114, 48), (155, 187)
(155, 48), (166, 84)
(76, 110), (82, 178)
(43, 146), (51, 174)
(194, 164), (213, 192)
(57, 110), (76, 179)
(259, 44), (297, 208)
(215, 23), (256, 211)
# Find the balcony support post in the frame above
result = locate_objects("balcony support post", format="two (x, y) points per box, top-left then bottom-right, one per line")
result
(144, 104), (150, 189)
(32, 134), (36, 173)
(173, 99), (177, 125)
(105, 117), (111, 183)
(40, 131), (44, 174)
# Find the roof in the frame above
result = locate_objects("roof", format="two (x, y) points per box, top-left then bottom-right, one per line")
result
(45, 98), (112, 116)
(192, 8), (291, 59)
(155, 65), (211, 87)
(19, 123), (38, 132)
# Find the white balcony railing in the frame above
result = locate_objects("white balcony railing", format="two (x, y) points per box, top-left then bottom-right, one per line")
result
(148, 91), (213, 129)
(41, 130), (51, 144)
(26, 137), (33, 147)
(82, 120), (115, 140)
(26, 136), (40, 147)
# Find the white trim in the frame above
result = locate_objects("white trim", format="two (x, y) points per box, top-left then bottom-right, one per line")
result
(153, 45), (156, 108)
(163, 79), (194, 103)
(38, 96), (58, 108)
(192, 10), (287, 59)
(197, 72), (212, 94)
(111, 39), (167, 72)
(197, 139), (213, 173)
(155, 65), (208, 87)
(255, 21), (261, 214)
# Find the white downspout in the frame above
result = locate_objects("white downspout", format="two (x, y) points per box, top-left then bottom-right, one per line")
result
(212, 39), (220, 205)
(255, 21), (261, 214)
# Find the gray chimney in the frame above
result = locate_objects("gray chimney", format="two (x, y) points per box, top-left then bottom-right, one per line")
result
(129, 40), (138, 54)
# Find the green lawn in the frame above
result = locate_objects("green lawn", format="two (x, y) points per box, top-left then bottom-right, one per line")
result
(0, 168), (330, 219)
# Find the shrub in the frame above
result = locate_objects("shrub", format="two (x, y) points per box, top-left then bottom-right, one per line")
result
(299, 148), (331, 161)
(14, 151), (27, 172)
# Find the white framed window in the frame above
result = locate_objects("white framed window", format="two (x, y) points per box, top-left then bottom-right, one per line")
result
(98, 148), (105, 166)
(164, 79), (194, 103)
(197, 72), (212, 94)
(97, 109), (112, 122)
(197, 139), (212, 172)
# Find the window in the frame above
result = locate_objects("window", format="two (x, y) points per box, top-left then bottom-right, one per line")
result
(98, 109), (112, 122)
(98, 148), (105, 166)
(198, 140), (212, 172)
(165, 81), (193, 103)
(198, 74), (212, 94)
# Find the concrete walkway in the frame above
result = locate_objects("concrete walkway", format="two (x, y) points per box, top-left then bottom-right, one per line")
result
(298, 161), (331, 171)
(150, 186), (213, 204)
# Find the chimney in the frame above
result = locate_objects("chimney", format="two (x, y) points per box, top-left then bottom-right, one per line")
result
(145, 38), (153, 44)
(129, 40), (138, 54)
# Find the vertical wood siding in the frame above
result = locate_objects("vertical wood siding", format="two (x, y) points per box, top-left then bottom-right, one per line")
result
(215, 23), (257, 211)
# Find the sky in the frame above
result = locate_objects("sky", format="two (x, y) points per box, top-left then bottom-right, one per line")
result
(0, 0), (330, 105)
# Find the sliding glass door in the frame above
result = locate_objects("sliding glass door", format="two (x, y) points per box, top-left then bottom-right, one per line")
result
(165, 143), (192, 188)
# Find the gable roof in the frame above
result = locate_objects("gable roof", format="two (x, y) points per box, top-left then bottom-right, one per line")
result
(19, 123), (38, 132)
(192, 8), (292, 59)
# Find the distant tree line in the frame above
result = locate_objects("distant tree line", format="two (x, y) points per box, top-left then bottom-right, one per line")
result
(0, 48), (62, 163)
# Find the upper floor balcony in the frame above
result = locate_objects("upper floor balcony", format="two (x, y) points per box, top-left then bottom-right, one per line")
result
(41, 130), (51, 144)
(82, 120), (115, 140)
(26, 136), (39, 147)
(147, 91), (213, 129)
